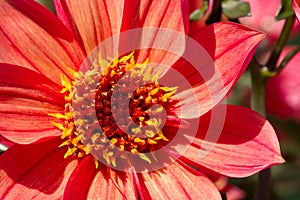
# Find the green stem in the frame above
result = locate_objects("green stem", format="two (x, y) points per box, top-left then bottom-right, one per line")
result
(266, 16), (295, 71)
(250, 59), (266, 115)
(206, 0), (222, 25)
(276, 46), (300, 73)
(250, 60), (270, 200)
(251, 8), (295, 200)
(254, 169), (271, 200)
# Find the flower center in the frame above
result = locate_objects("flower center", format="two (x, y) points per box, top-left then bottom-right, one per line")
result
(50, 52), (177, 167)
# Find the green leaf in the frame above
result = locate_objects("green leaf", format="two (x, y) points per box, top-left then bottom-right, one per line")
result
(35, 0), (56, 14)
(190, 1), (208, 21)
(276, 0), (294, 20)
(222, 0), (250, 19)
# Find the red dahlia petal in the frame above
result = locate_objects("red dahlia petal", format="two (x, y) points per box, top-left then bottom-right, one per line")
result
(0, 0), (85, 84)
(171, 22), (265, 118)
(0, 64), (63, 143)
(122, 0), (190, 66)
(54, 0), (124, 54)
(64, 156), (137, 199)
(138, 161), (221, 200)
(181, 105), (284, 177)
(87, 164), (137, 199)
(64, 156), (97, 199)
(0, 137), (78, 199)
(121, 0), (189, 33)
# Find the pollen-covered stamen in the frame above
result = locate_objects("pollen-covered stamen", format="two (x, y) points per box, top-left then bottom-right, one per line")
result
(93, 53), (177, 156)
(50, 51), (178, 167)
(49, 74), (90, 160)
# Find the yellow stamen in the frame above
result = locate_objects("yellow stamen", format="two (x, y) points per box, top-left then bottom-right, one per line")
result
(139, 153), (151, 164)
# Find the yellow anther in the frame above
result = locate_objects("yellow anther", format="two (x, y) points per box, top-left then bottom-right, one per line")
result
(153, 106), (164, 114)
(119, 51), (135, 63)
(131, 148), (138, 154)
(144, 120), (153, 126)
(110, 69), (116, 77)
(103, 151), (114, 165)
(145, 96), (152, 104)
(59, 140), (71, 148)
(160, 86), (178, 92)
(112, 54), (119, 67)
(91, 133), (101, 142)
(93, 158), (99, 169)
(50, 121), (65, 131)
(147, 138), (157, 145)
(157, 131), (169, 141)
(134, 138), (145, 145)
(139, 153), (151, 164)
(64, 147), (77, 159)
(131, 127), (141, 134)
(139, 116), (145, 122)
(146, 130), (155, 138)
(160, 91), (176, 102)
(48, 112), (72, 120)
(71, 135), (82, 145)
(126, 62), (135, 72)
(149, 88), (159, 96)
(111, 138), (118, 145)
(111, 157), (117, 167)
(61, 126), (73, 139)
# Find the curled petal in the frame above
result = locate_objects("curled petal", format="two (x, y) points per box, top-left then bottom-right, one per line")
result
(181, 105), (284, 177)
(170, 22), (265, 118)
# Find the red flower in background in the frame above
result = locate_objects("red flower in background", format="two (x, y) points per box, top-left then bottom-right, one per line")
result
(0, 0), (284, 199)
(240, 0), (300, 42)
(293, 0), (300, 22)
(266, 47), (300, 121)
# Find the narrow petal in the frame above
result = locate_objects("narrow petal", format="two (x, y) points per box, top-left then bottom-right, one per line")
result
(121, 0), (190, 67)
(170, 22), (265, 118)
(121, 0), (189, 33)
(181, 105), (284, 177)
(63, 156), (97, 199)
(64, 156), (137, 199)
(87, 164), (137, 199)
(0, 0), (85, 84)
(138, 161), (221, 200)
(0, 64), (63, 143)
(266, 47), (300, 120)
(54, 0), (124, 54)
(0, 137), (78, 199)
(294, 0), (300, 22)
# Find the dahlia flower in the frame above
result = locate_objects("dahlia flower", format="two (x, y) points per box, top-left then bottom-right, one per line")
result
(0, 0), (283, 199)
